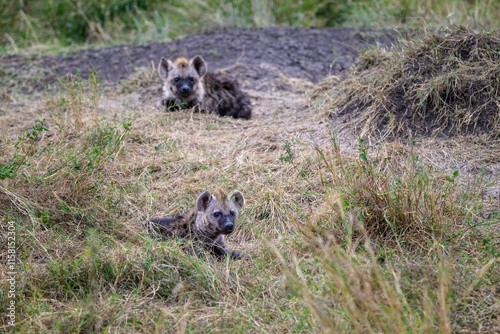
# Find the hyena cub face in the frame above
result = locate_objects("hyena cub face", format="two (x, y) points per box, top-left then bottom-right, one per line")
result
(148, 189), (249, 259)
(158, 56), (207, 106)
(195, 190), (245, 238)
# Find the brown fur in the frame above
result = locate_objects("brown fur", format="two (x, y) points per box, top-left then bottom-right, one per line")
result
(148, 190), (249, 260)
(173, 57), (189, 67)
(157, 55), (252, 119)
(202, 73), (252, 120)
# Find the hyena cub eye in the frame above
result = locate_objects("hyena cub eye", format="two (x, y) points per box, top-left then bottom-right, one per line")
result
(213, 212), (221, 218)
(188, 76), (194, 82)
(230, 211), (235, 216)
(174, 77), (180, 82)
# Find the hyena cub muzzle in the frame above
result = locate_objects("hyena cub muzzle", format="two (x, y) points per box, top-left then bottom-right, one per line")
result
(148, 190), (250, 260)
(157, 55), (252, 120)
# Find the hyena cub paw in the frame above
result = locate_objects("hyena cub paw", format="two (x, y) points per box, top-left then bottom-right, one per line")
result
(230, 250), (252, 260)
(156, 99), (165, 110)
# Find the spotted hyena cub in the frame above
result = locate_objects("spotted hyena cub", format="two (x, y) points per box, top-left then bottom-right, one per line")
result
(148, 190), (250, 260)
(157, 55), (252, 119)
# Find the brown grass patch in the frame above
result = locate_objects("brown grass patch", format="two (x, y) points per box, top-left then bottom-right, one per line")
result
(314, 27), (500, 138)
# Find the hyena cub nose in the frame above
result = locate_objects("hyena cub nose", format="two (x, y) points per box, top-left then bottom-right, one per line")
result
(213, 210), (236, 234)
(176, 78), (194, 97)
(225, 221), (234, 232)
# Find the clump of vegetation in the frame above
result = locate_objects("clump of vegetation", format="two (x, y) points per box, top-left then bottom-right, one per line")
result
(307, 130), (486, 250)
(1, 70), (130, 232)
(314, 27), (500, 137)
(268, 129), (498, 333)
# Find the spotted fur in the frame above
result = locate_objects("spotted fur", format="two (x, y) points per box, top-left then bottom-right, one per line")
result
(148, 190), (249, 260)
(157, 55), (252, 119)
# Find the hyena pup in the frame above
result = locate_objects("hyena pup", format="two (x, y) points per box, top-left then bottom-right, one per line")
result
(148, 190), (250, 260)
(157, 55), (252, 119)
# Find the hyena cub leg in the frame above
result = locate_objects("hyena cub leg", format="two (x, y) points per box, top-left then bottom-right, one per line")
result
(182, 241), (208, 259)
(229, 249), (251, 260)
(156, 98), (200, 112)
(156, 99), (175, 111)
(210, 235), (251, 260)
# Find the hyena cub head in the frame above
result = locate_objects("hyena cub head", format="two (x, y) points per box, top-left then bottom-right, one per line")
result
(195, 190), (245, 237)
(158, 55), (207, 103)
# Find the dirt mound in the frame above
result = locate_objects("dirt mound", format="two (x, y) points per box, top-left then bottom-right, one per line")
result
(1, 27), (396, 94)
(314, 27), (500, 138)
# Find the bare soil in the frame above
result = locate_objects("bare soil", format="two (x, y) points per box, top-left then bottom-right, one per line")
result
(1, 27), (397, 93)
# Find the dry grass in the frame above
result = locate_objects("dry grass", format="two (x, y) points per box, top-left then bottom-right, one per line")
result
(306, 27), (500, 333)
(1, 31), (499, 332)
(313, 27), (500, 139)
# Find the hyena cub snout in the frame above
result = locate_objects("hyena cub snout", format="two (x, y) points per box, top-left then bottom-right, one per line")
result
(200, 190), (241, 237)
(172, 76), (193, 97)
(169, 64), (204, 98)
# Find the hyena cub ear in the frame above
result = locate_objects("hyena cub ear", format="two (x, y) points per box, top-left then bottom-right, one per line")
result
(158, 57), (173, 81)
(196, 190), (213, 212)
(190, 55), (207, 78)
(231, 191), (245, 210)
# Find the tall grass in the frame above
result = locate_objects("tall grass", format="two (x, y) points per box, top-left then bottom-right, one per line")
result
(267, 128), (497, 333)
(347, 0), (500, 29)
(1, 0), (499, 52)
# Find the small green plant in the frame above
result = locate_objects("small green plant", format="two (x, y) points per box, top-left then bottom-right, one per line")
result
(0, 119), (48, 180)
(279, 140), (294, 163)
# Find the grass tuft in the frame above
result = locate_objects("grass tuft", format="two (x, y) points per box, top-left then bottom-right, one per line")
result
(307, 129), (487, 251)
(314, 27), (500, 138)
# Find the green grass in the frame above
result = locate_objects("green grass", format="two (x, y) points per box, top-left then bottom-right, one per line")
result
(1, 0), (499, 53)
